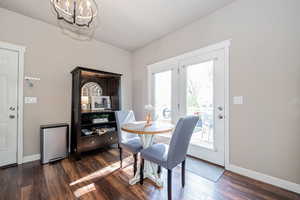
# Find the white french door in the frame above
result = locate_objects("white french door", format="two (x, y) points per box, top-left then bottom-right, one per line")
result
(0, 48), (19, 167)
(148, 62), (179, 124)
(179, 49), (225, 166)
(148, 42), (229, 166)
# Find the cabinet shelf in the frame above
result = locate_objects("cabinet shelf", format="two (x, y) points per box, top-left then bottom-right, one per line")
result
(81, 131), (117, 138)
(81, 110), (115, 115)
(81, 121), (116, 127)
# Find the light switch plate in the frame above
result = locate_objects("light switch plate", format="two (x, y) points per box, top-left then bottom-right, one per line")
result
(233, 96), (243, 105)
(25, 97), (38, 104)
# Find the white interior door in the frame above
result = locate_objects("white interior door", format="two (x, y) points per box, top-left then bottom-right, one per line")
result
(179, 49), (225, 166)
(0, 48), (19, 167)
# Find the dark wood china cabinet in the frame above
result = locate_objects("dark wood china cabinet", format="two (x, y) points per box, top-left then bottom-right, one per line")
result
(71, 67), (121, 159)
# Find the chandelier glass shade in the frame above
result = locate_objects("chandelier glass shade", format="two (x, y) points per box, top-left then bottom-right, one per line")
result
(50, 0), (98, 28)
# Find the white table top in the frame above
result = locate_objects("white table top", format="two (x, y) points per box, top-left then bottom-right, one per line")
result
(121, 121), (174, 135)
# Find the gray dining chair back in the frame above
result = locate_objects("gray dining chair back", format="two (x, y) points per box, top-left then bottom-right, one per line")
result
(139, 115), (199, 200)
(115, 110), (142, 175)
(167, 115), (199, 169)
(115, 110), (137, 142)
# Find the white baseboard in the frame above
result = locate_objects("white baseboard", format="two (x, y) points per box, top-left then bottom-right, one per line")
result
(227, 164), (300, 194)
(22, 154), (40, 164)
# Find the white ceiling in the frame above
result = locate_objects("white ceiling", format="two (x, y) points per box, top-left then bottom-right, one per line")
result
(0, 0), (235, 51)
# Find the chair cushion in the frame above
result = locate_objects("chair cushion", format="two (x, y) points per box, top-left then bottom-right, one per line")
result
(140, 143), (169, 168)
(120, 137), (143, 153)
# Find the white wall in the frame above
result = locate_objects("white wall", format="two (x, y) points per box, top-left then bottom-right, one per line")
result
(0, 8), (133, 156)
(132, 0), (300, 185)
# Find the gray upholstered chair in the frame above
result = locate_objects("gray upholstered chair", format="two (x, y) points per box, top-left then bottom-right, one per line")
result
(115, 110), (143, 175)
(140, 116), (199, 200)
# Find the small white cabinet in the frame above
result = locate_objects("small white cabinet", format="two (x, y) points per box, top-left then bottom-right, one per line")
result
(40, 124), (69, 164)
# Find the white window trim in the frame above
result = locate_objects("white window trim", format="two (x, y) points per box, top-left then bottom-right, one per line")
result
(0, 41), (26, 164)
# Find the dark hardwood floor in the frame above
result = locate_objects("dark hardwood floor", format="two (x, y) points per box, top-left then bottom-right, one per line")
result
(0, 148), (299, 200)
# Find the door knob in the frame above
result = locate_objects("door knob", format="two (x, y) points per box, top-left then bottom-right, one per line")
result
(9, 115), (15, 119)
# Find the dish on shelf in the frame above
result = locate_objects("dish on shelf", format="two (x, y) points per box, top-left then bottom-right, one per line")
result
(94, 127), (116, 135)
(92, 118), (109, 123)
(82, 129), (93, 136)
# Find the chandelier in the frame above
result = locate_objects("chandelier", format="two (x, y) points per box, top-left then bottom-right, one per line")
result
(50, 0), (98, 29)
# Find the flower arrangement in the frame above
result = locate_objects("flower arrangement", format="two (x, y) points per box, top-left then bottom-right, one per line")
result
(144, 104), (154, 125)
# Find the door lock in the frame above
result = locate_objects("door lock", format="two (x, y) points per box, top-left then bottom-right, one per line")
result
(218, 114), (224, 120)
(9, 115), (15, 119)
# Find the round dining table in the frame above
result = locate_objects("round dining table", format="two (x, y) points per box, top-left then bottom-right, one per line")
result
(121, 121), (174, 187)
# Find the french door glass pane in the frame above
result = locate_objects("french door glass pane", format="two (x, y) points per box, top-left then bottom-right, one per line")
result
(186, 60), (214, 149)
(154, 70), (172, 123)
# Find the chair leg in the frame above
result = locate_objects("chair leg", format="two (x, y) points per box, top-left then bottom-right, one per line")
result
(133, 153), (137, 176)
(140, 158), (144, 185)
(157, 165), (162, 174)
(182, 160), (185, 187)
(119, 147), (122, 168)
(168, 169), (172, 200)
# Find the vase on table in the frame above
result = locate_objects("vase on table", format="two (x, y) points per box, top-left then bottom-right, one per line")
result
(145, 104), (154, 125)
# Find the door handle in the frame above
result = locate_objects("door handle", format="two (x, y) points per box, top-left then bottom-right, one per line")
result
(9, 107), (16, 111)
(9, 115), (15, 119)
(217, 106), (223, 111)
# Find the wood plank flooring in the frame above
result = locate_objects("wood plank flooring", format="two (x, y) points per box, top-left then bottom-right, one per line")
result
(0, 148), (299, 200)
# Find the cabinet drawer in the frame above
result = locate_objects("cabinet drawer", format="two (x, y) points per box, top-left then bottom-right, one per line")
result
(79, 132), (118, 152)
(80, 137), (102, 151)
(102, 131), (118, 144)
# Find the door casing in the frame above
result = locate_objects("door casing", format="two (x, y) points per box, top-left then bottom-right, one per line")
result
(0, 41), (26, 165)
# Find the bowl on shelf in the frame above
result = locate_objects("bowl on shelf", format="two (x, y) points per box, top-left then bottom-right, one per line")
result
(82, 129), (93, 136)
